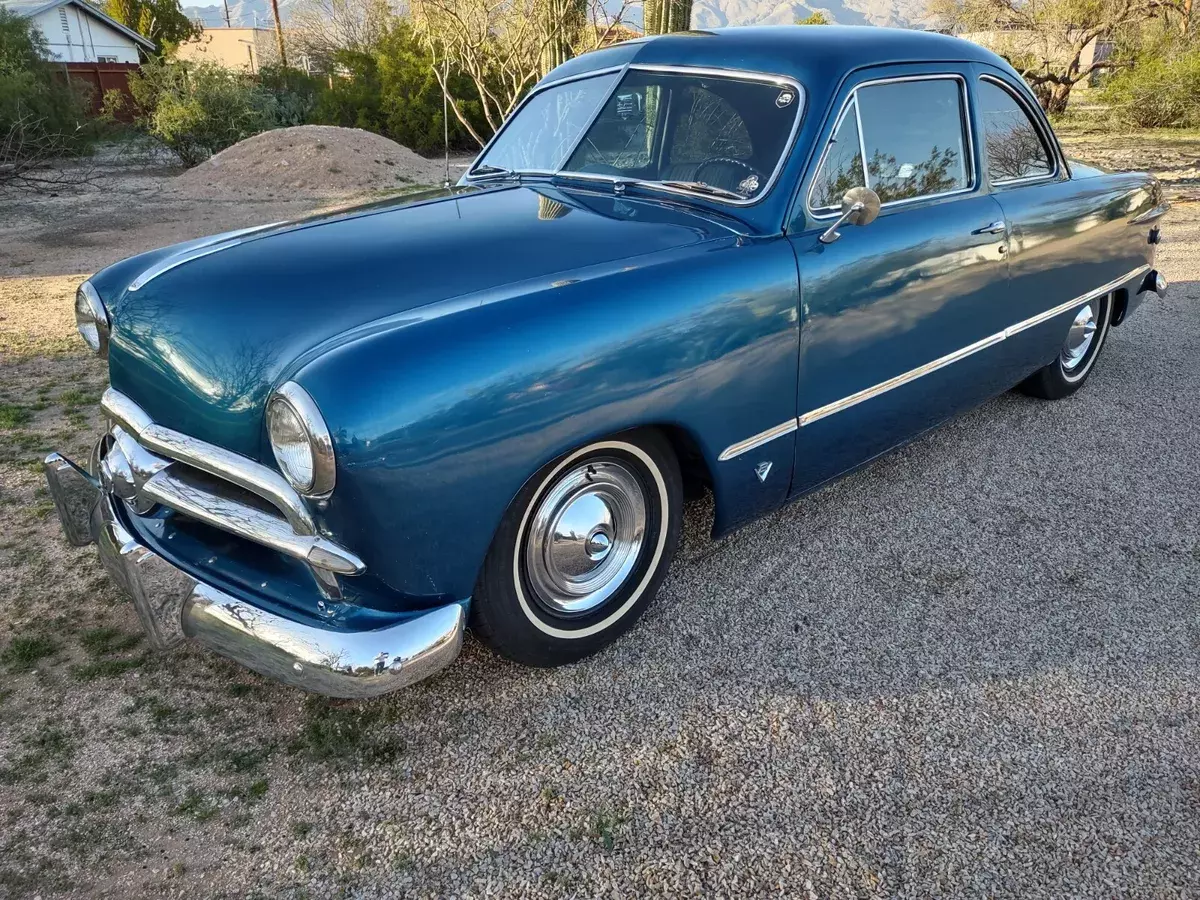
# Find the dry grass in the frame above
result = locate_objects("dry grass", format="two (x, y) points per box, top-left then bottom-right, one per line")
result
(0, 134), (1197, 898)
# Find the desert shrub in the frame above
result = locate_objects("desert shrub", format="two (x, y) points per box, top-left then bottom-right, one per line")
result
(309, 21), (483, 154)
(128, 60), (280, 165)
(1101, 33), (1200, 128)
(0, 9), (94, 188)
(257, 64), (322, 126)
(375, 20), (482, 154)
(311, 49), (386, 133)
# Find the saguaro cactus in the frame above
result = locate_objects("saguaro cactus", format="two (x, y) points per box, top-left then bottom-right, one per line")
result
(643, 0), (692, 34)
(539, 0), (587, 76)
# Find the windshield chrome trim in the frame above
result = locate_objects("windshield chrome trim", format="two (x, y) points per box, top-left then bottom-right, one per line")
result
(806, 73), (976, 221)
(465, 66), (627, 181)
(466, 63), (807, 209)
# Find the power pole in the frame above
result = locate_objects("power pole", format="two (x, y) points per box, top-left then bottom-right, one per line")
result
(269, 0), (287, 67)
(222, 0), (230, 26)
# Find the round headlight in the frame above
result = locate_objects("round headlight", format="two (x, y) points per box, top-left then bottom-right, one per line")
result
(267, 382), (335, 496)
(75, 281), (109, 357)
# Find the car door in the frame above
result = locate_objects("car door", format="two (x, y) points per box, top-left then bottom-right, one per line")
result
(786, 66), (1023, 495)
(972, 69), (1153, 356)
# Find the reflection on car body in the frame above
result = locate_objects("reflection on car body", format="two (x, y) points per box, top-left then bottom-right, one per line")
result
(45, 26), (1168, 698)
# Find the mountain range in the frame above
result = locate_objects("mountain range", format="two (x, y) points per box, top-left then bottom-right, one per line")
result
(182, 0), (931, 32)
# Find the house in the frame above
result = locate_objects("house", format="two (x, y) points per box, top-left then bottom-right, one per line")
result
(175, 26), (279, 72)
(0, 0), (155, 62)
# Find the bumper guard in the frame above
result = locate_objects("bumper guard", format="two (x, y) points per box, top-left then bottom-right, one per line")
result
(44, 451), (466, 698)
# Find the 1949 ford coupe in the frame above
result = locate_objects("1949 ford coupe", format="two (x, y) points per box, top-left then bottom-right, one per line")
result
(46, 27), (1169, 697)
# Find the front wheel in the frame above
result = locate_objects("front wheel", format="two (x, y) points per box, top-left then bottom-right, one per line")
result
(472, 430), (683, 667)
(1018, 293), (1112, 400)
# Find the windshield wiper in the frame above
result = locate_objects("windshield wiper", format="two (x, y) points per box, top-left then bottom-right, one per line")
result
(467, 164), (521, 182)
(655, 180), (747, 201)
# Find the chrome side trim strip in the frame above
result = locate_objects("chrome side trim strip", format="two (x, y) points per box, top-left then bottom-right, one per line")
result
(798, 330), (1006, 428)
(717, 419), (797, 461)
(719, 264), (1151, 460)
(1002, 265), (1150, 338)
(797, 265), (1150, 428)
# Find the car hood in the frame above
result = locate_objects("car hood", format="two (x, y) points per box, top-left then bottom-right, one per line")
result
(101, 184), (737, 457)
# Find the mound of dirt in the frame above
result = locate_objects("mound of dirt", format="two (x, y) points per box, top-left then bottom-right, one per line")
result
(170, 125), (449, 200)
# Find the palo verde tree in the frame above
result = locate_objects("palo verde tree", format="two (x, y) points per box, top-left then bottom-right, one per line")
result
(928, 0), (1182, 112)
(411, 0), (635, 146)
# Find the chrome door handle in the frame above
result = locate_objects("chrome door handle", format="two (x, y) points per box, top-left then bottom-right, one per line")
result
(972, 221), (1007, 235)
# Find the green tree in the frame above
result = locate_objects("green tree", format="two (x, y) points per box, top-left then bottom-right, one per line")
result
(1, 9), (92, 190)
(1100, 24), (1200, 125)
(127, 60), (277, 165)
(795, 10), (830, 23)
(928, 0), (1183, 113)
(104, 0), (199, 53)
(375, 20), (482, 153)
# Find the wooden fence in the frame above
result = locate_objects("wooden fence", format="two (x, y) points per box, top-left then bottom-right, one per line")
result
(53, 62), (141, 121)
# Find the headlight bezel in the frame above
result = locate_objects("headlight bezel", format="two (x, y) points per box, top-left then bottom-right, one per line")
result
(267, 381), (336, 498)
(75, 281), (110, 358)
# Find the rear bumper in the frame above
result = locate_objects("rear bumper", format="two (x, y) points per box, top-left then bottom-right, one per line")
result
(44, 451), (466, 698)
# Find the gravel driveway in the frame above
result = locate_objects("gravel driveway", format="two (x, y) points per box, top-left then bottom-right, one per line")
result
(0, 159), (1197, 899)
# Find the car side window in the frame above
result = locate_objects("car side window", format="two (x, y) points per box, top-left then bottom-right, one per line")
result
(856, 78), (970, 204)
(977, 78), (1054, 183)
(810, 77), (971, 213)
(810, 98), (866, 209)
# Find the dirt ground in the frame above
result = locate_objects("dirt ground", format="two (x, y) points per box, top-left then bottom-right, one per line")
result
(1, 135), (1198, 898)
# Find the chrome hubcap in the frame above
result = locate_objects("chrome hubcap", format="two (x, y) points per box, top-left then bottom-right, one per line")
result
(1060, 302), (1098, 371)
(524, 459), (646, 616)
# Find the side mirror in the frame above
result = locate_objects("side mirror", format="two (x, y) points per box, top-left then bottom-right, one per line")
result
(818, 186), (881, 244)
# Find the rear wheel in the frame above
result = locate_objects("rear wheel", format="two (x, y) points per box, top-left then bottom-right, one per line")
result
(472, 430), (682, 667)
(1019, 293), (1112, 400)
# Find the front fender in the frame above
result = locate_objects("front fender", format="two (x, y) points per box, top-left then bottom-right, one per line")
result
(298, 237), (801, 603)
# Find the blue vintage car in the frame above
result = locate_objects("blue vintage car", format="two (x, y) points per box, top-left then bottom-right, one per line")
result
(46, 26), (1169, 697)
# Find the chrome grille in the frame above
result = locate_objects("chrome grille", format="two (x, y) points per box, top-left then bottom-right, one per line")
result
(98, 389), (363, 599)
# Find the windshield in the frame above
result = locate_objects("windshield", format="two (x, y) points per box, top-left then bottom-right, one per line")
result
(471, 68), (803, 202)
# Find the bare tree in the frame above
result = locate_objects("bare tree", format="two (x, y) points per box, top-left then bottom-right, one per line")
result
(0, 110), (97, 194)
(289, 0), (392, 67)
(411, 0), (634, 147)
(928, 0), (1182, 112)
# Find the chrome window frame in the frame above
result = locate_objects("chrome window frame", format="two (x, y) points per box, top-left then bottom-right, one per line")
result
(467, 65), (628, 181)
(976, 74), (1061, 188)
(465, 64), (807, 209)
(806, 73), (977, 220)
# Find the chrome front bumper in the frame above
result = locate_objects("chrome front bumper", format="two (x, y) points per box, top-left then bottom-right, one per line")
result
(44, 451), (466, 698)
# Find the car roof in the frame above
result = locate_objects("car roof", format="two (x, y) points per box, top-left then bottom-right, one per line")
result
(539, 26), (1008, 89)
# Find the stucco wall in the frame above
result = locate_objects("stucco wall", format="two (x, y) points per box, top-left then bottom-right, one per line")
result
(176, 27), (280, 72)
